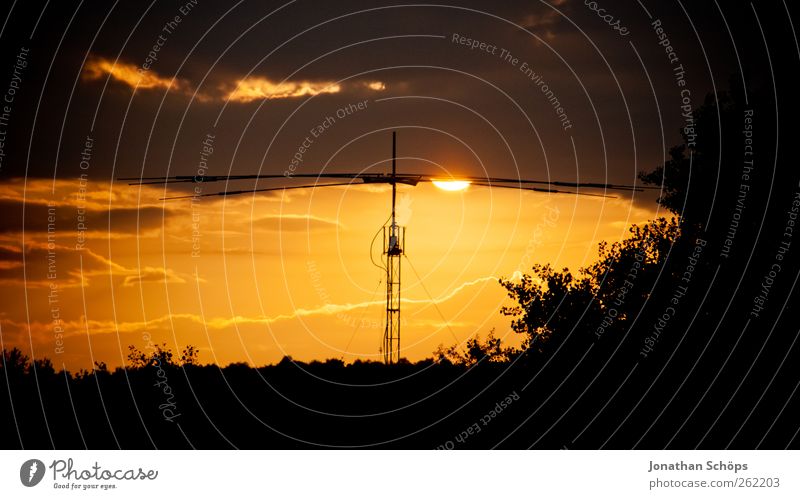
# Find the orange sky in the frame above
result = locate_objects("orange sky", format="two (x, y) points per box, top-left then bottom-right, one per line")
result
(0, 177), (661, 371)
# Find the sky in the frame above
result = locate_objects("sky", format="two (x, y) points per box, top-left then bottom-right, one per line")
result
(0, 0), (748, 370)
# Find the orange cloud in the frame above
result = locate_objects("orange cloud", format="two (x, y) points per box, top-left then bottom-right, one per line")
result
(82, 55), (385, 103)
(82, 57), (191, 94)
(1, 273), (493, 343)
(0, 240), (191, 289)
(253, 214), (343, 232)
(224, 77), (341, 103)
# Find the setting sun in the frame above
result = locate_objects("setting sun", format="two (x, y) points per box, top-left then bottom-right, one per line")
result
(432, 179), (471, 191)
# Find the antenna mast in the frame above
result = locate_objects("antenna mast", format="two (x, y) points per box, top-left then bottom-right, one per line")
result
(392, 131), (397, 226)
(383, 131), (403, 364)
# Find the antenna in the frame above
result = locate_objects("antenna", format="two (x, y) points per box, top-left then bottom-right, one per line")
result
(123, 132), (656, 364)
(392, 131), (397, 226)
(384, 131), (403, 364)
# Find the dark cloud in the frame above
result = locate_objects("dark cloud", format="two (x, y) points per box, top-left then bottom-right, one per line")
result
(0, 238), (187, 289)
(0, 199), (171, 235)
(0, 242), (115, 285)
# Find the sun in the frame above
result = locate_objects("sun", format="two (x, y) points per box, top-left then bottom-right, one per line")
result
(432, 180), (471, 191)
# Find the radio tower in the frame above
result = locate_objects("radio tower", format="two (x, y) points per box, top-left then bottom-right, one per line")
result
(383, 131), (404, 364)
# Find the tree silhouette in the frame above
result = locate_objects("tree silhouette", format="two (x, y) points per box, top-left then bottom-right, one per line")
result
(180, 345), (200, 366)
(498, 218), (680, 354)
(126, 343), (200, 368)
(435, 329), (518, 366)
(638, 86), (749, 235)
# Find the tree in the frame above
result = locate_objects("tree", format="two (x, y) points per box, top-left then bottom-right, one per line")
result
(498, 218), (680, 353)
(497, 84), (754, 355)
(180, 345), (199, 366)
(435, 330), (518, 366)
(32, 358), (56, 377)
(637, 82), (756, 246)
(126, 343), (182, 369)
(1, 347), (29, 376)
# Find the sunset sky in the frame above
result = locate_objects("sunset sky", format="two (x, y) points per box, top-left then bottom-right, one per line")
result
(0, 0), (743, 370)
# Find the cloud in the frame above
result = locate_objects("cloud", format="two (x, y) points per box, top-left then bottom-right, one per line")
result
(82, 57), (192, 94)
(224, 77), (341, 103)
(0, 273), (497, 343)
(0, 242), (122, 288)
(0, 178), (177, 237)
(0, 239), (193, 289)
(519, 0), (568, 39)
(406, 318), (472, 329)
(0, 199), (168, 236)
(252, 214), (342, 232)
(121, 267), (187, 287)
(81, 55), (385, 103)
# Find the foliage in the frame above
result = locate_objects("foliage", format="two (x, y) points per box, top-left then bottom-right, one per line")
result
(499, 218), (680, 350)
(637, 85), (748, 233)
(180, 345), (200, 366)
(1, 347), (29, 375)
(127, 343), (199, 369)
(435, 330), (518, 366)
